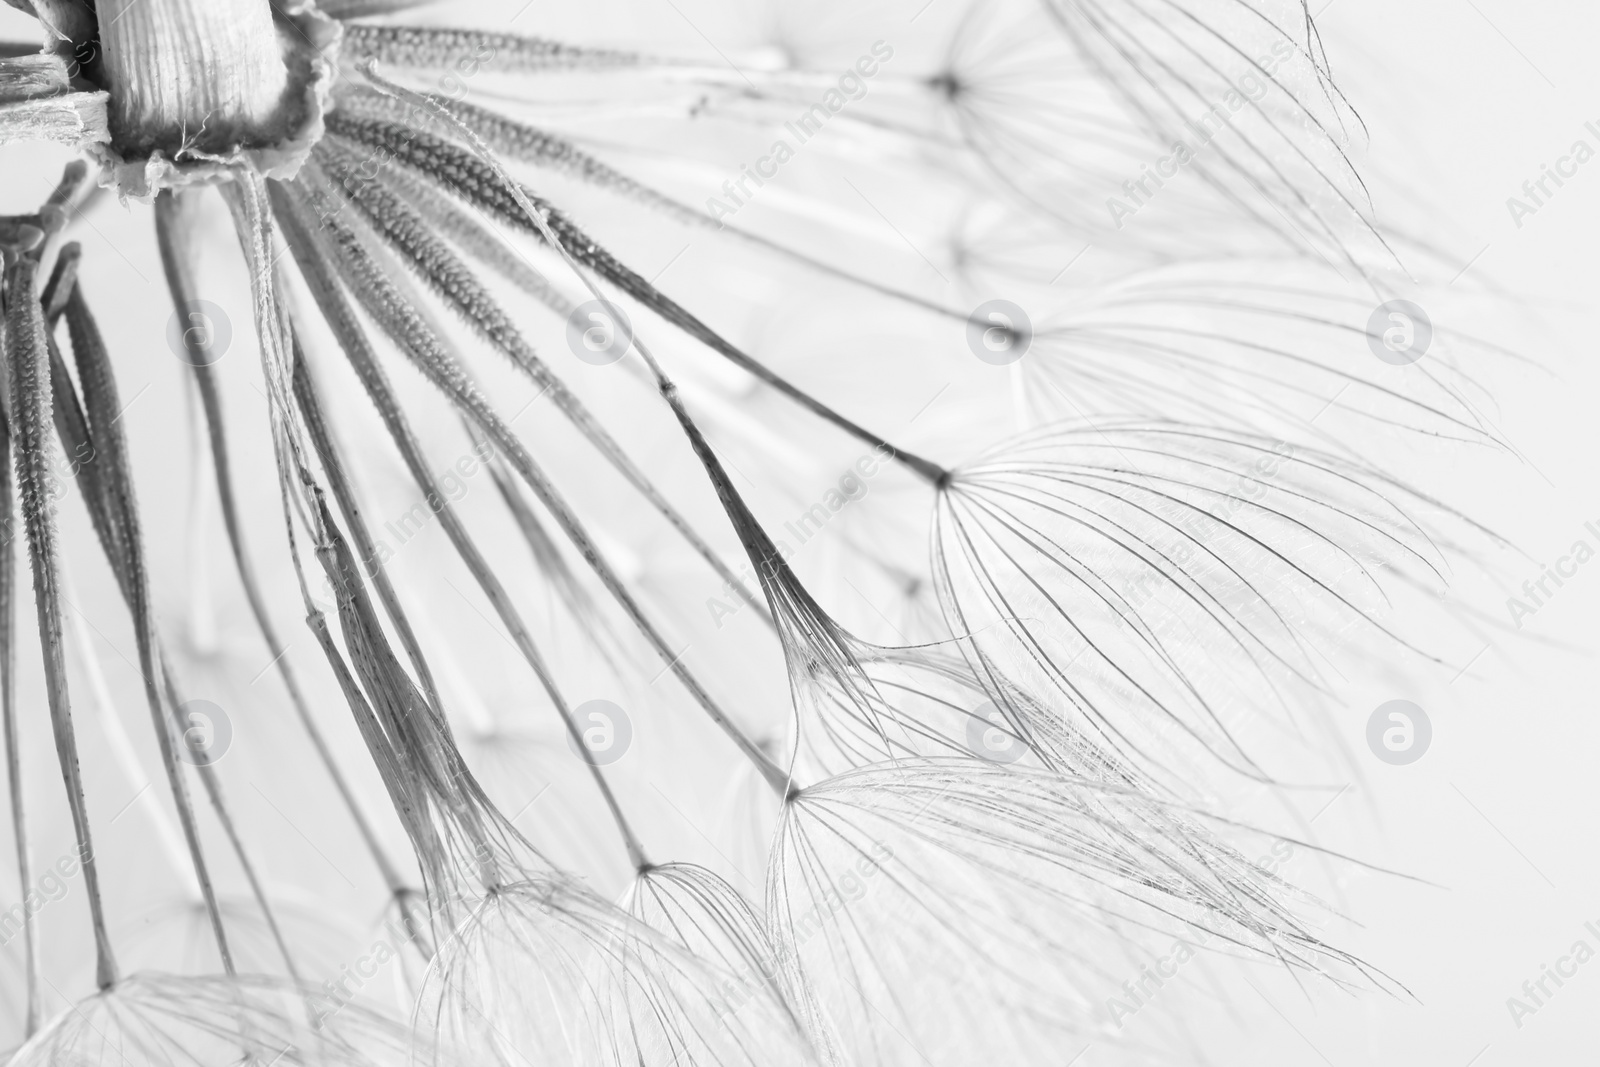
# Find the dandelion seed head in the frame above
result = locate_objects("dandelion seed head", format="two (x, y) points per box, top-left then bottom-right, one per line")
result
(422, 876), (815, 1066)
(9, 973), (425, 1067)
(0, 1), (1511, 1062)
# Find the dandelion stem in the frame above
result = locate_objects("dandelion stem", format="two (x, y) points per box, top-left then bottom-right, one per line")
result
(154, 188), (429, 937)
(60, 270), (237, 975)
(0, 304), (39, 1035)
(341, 87), (971, 327)
(290, 328), (651, 871)
(1, 232), (116, 991)
(273, 181), (792, 798)
(324, 96), (951, 487)
(44, 254), (303, 978)
(371, 86), (865, 799)
(96, 0), (289, 156)
(181, 375), (216, 653)
(314, 141), (775, 629)
(460, 412), (626, 670)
